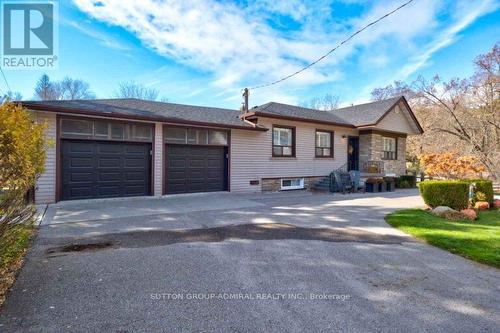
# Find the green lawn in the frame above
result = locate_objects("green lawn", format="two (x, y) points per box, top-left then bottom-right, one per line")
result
(386, 209), (500, 268)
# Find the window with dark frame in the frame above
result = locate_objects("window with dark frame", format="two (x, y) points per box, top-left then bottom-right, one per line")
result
(273, 126), (295, 157)
(164, 127), (228, 146)
(382, 137), (397, 160)
(315, 130), (333, 157)
(60, 118), (152, 142)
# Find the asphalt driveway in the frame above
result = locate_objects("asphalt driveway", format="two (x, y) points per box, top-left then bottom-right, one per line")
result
(1, 190), (499, 332)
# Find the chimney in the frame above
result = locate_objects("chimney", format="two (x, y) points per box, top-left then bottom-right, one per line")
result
(242, 88), (249, 113)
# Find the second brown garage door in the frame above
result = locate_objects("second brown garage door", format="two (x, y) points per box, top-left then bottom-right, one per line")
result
(166, 145), (228, 194)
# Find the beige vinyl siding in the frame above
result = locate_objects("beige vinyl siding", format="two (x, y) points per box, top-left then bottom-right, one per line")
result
(35, 112), (57, 204)
(153, 122), (163, 196)
(375, 103), (419, 134)
(230, 117), (358, 192)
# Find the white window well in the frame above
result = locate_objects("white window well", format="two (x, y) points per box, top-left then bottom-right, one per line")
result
(280, 178), (304, 190)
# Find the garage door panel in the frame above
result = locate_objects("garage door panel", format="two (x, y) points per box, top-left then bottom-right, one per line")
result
(62, 140), (151, 201)
(69, 172), (94, 182)
(124, 185), (149, 195)
(123, 171), (147, 181)
(98, 158), (121, 168)
(98, 172), (122, 182)
(166, 144), (227, 194)
(98, 144), (123, 154)
(97, 186), (121, 197)
(69, 186), (93, 198)
(188, 158), (205, 168)
(124, 157), (148, 168)
(65, 141), (94, 153)
(70, 157), (94, 168)
(169, 159), (186, 168)
(124, 145), (148, 154)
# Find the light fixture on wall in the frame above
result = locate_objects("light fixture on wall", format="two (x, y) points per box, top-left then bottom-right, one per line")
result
(341, 135), (347, 142)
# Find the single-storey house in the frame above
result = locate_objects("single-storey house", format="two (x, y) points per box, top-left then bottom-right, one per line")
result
(22, 96), (423, 204)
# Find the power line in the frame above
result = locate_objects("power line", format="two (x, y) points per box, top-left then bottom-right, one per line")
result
(0, 66), (12, 94)
(248, 0), (415, 90)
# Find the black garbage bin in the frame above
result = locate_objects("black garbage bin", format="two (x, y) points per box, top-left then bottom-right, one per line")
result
(384, 177), (396, 192)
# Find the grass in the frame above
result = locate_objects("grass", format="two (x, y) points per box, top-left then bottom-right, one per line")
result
(386, 209), (500, 268)
(0, 223), (36, 307)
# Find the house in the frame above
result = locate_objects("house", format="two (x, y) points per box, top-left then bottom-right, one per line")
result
(22, 96), (423, 204)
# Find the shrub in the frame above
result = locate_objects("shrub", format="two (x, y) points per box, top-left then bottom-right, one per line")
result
(0, 102), (47, 239)
(468, 179), (494, 205)
(418, 180), (469, 210)
(475, 191), (487, 202)
(396, 175), (416, 188)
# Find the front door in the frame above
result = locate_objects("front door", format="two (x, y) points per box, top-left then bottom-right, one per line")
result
(347, 136), (359, 171)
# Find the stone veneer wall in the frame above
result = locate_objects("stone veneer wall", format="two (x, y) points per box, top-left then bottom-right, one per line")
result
(359, 133), (406, 175)
(261, 176), (326, 192)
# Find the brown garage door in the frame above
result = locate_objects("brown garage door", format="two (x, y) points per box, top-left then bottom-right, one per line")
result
(166, 145), (227, 194)
(61, 140), (151, 200)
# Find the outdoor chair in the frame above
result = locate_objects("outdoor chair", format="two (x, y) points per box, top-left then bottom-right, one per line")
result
(349, 170), (365, 193)
(333, 171), (354, 194)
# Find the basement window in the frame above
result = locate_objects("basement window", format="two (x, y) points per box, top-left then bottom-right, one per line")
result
(280, 178), (304, 190)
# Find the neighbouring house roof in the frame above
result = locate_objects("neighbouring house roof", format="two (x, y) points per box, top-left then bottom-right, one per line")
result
(21, 95), (422, 134)
(21, 98), (267, 131)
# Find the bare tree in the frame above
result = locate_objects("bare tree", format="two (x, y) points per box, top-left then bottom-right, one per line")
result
(2, 91), (23, 102)
(58, 77), (95, 100)
(370, 80), (415, 101)
(411, 44), (499, 180)
(34, 74), (59, 100)
(300, 94), (340, 111)
(115, 81), (160, 101)
(34, 74), (95, 100)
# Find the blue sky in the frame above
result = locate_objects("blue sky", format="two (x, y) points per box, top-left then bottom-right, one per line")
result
(3, 0), (499, 109)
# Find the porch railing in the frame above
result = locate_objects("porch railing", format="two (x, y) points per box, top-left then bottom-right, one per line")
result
(361, 160), (384, 174)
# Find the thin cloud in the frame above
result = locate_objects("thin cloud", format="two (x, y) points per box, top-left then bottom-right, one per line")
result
(62, 18), (130, 51)
(396, 0), (499, 79)
(71, 0), (496, 105)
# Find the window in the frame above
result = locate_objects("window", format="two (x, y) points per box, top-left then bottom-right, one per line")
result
(209, 130), (228, 145)
(382, 137), (397, 160)
(281, 178), (304, 190)
(110, 123), (124, 140)
(273, 126), (295, 157)
(315, 130), (333, 157)
(164, 127), (186, 143)
(187, 129), (208, 144)
(164, 127), (228, 146)
(61, 119), (93, 137)
(60, 118), (153, 142)
(94, 121), (109, 138)
(132, 125), (152, 140)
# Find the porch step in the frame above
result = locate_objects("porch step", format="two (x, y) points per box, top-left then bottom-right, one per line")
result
(312, 175), (332, 192)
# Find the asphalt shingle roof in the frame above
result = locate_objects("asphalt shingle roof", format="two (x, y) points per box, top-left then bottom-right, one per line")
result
(250, 96), (404, 127)
(22, 96), (412, 130)
(21, 98), (261, 130)
(330, 96), (402, 126)
(251, 102), (355, 127)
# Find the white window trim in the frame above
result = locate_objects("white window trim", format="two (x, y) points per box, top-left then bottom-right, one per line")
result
(280, 178), (304, 190)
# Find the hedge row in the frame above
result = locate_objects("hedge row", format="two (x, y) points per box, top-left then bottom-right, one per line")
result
(396, 175), (417, 188)
(418, 181), (469, 210)
(467, 179), (494, 204)
(418, 179), (494, 210)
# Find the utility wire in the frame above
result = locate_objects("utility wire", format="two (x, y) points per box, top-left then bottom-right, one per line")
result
(0, 66), (12, 94)
(249, 0), (415, 90)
